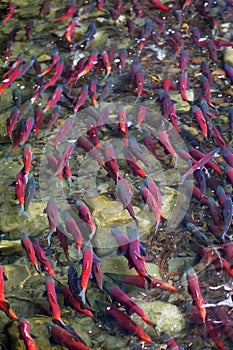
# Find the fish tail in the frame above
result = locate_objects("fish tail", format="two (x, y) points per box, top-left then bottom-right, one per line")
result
(23, 211), (29, 219)
(135, 125), (143, 133)
(78, 289), (86, 304)
(18, 203), (24, 215)
(145, 274), (152, 289)
(173, 156), (178, 169)
(47, 231), (53, 247)
(134, 216), (139, 228)
(67, 178), (72, 188)
(35, 263), (40, 273)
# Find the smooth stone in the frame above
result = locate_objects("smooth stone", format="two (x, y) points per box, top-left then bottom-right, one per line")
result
(223, 47), (233, 66)
(170, 90), (194, 111)
(132, 300), (186, 339)
(0, 201), (47, 239)
(0, 240), (24, 256)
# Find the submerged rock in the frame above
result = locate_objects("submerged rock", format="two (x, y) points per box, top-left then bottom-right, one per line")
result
(132, 300), (186, 340)
(223, 47), (233, 66)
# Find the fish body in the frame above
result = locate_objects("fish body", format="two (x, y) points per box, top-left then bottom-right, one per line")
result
(140, 185), (161, 230)
(127, 227), (149, 280)
(150, 0), (170, 10)
(18, 317), (38, 350)
(158, 130), (177, 165)
(65, 18), (79, 42)
(111, 226), (130, 255)
(47, 105), (61, 132)
(105, 306), (152, 343)
(12, 88), (22, 107)
(104, 143), (119, 179)
(144, 177), (162, 230)
(205, 38), (217, 62)
(44, 59), (63, 90)
(225, 64), (233, 84)
(53, 117), (74, 149)
(73, 22), (96, 49)
(179, 72), (189, 102)
(118, 48), (128, 73)
(104, 281), (153, 326)
(23, 144), (32, 175)
(77, 136), (104, 166)
(86, 116), (100, 148)
(55, 3), (77, 21)
(157, 90), (172, 120)
(76, 51), (98, 80)
(191, 105), (208, 139)
(44, 85), (62, 113)
(222, 196), (233, 240)
(24, 177), (36, 218)
(200, 75), (211, 105)
(88, 76), (98, 107)
(6, 106), (20, 140)
(3, 53), (24, 79)
(161, 332), (180, 350)
(20, 116), (34, 146)
(73, 84), (88, 112)
(32, 239), (56, 278)
(15, 169), (27, 215)
(39, 50), (60, 78)
(60, 285), (94, 317)
(182, 148), (221, 183)
(3, 1), (15, 24)
(65, 214), (83, 255)
(211, 126), (226, 149)
(186, 264), (206, 323)
(76, 200), (96, 240)
(101, 50), (111, 76)
(33, 106), (44, 135)
(136, 103), (147, 129)
(143, 132), (162, 161)
(0, 64), (24, 96)
(46, 276), (62, 322)
(53, 143), (74, 179)
(134, 67), (145, 98)
(21, 233), (39, 272)
(92, 252), (103, 290)
(128, 136), (150, 168)
(46, 322), (90, 350)
(79, 245), (93, 303)
(179, 49), (189, 73)
(124, 148), (147, 178)
(201, 61), (213, 86)
(116, 179), (136, 221)
(189, 147), (221, 174)
(46, 198), (58, 243)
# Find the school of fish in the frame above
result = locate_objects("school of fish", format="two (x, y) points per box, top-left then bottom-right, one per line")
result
(0, 0), (233, 349)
